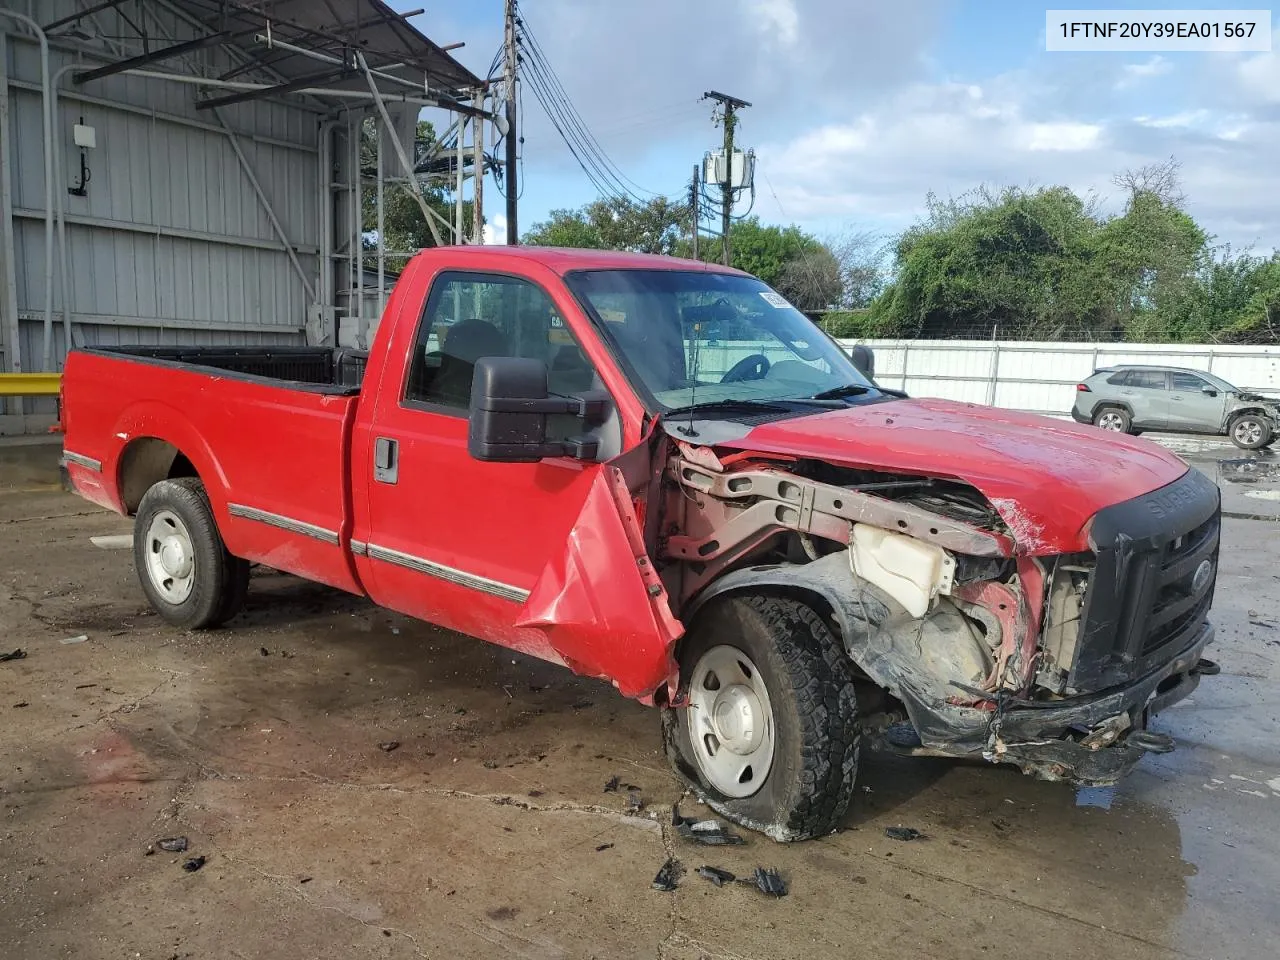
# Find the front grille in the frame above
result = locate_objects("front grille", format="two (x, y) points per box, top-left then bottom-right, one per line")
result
(1069, 469), (1220, 692)
(1142, 513), (1219, 656)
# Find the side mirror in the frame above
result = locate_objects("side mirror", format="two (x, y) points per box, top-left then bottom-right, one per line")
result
(1201, 385), (1218, 396)
(468, 357), (605, 463)
(849, 344), (875, 380)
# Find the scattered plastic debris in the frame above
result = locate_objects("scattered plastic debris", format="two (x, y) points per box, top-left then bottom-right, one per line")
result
(0, 648), (27, 662)
(651, 858), (681, 892)
(182, 856), (206, 872)
(749, 867), (787, 897)
(59, 635), (88, 645)
(595, 843), (614, 852)
(603, 775), (621, 793)
(157, 837), (189, 853)
(378, 741), (400, 753)
(885, 826), (924, 842)
(697, 865), (735, 887)
(90, 534), (134, 549)
(671, 802), (746, 845)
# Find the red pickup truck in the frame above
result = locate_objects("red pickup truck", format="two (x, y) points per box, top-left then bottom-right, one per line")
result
(61, 246), (1220, 841)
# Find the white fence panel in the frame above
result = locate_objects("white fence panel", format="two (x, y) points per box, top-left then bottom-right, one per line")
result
(840, 339), (1280, 417)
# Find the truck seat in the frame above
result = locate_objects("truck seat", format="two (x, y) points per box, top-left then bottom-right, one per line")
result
(426, 318), (510, 406)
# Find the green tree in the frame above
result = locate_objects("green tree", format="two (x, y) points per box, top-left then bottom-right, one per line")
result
(523, 196), (689, 255)
(691, 217), (827, 289)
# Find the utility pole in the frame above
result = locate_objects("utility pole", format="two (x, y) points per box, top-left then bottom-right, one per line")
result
(703, 90), (750, 266)
(472, 87), (485, 243)
(503, 0), (519, 244)
(690, 164), (700, 261)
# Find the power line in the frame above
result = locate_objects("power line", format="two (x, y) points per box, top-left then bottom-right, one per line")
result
(515, 4), (655, 202)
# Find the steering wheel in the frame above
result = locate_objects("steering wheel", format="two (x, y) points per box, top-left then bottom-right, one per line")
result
(720, 353), (771, 383)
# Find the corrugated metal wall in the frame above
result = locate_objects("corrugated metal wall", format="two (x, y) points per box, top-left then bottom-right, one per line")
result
(2, 0), (326, 426)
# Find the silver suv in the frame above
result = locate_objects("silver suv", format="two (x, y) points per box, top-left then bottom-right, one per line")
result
(1072, 365), (1279, 449)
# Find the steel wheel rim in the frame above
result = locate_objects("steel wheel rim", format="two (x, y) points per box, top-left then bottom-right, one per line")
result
(1234, 420), (1263, 445)
(686, 645), (775, 798)
(144, 510), (195, 604)
(1098, 412), (1124, 431)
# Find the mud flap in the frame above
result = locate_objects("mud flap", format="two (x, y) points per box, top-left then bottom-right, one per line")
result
(515, 461), (683, 700)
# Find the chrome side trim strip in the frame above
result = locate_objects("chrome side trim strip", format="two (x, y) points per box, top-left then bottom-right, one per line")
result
(364, 543), (529, 603)
(349, 539), (368, 557)
(61, 451), (102, 472)
(227, 503), (340, 545)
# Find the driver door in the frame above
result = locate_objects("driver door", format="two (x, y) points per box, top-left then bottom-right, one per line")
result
(357, 270), (622, 648)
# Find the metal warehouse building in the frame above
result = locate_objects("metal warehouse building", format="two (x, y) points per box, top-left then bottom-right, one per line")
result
(0, 0), (484, 433)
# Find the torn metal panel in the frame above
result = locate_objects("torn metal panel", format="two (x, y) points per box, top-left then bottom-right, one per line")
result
(516, 462), (682, 700)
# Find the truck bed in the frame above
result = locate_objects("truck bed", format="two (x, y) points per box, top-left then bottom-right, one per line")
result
(95, 345), (369, 392)
(61, 346), (366, 595)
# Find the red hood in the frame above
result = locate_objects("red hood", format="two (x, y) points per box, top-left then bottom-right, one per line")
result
(724, 398), (1189, 554)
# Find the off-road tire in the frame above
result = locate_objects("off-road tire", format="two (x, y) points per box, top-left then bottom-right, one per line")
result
(133, 478), (249, 629)
(1228, 413), (1272, 450)
(662, 595), (859, 842)
(1093, 406), (1132, 434)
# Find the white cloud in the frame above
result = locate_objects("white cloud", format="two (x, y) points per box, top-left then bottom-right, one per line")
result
(1237, 33), (1280, 103)
(1024, 122), (1101, 151)
(749, 0), (799, 45)
(756, 63), (1280, 251)
(1116, 55), (1172, 87)
(482, 214), (508, 245)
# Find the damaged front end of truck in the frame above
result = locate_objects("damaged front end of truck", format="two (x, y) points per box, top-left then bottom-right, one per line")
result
(653, 429), (1222, 787)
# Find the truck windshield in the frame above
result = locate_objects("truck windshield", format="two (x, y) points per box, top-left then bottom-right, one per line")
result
(565, 269), (874, 412)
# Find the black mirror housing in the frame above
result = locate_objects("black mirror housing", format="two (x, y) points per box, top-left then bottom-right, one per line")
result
(468, 357), (603, 462)
(849, 344), (875, 380)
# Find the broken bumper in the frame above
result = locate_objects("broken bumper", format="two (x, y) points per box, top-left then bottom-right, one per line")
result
(898, 621), (1214, 785)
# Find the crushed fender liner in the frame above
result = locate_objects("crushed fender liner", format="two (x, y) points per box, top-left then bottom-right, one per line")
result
(516, 448), (683, 702)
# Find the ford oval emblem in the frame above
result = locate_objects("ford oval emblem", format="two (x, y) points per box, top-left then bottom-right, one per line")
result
(1192, 559), (1213, 594)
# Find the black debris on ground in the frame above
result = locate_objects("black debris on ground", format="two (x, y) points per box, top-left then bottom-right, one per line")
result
(603, 775), (620, 793)
(651, 858), (682, 892)
(885, 826), (925, 842)
(626, 790), (643, 813)
(182, 856), (206, 872)
(595, 843), (614, 852)
(677, 819), (746, 846)
(527, 790), (544, 798)
(259, 647), (270, 657)
(0, 648), (27, 663)
(697, 865), (735, 887)
(571, 699), (594, 710)
(157, 837), (189, 853)
(12, 702), (28, 708)
(378, 741), (400, 753)
(748, 867), (787, 897)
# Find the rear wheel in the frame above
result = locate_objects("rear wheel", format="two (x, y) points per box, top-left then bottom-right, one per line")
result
(1094, 406), (1131, 433)
(134, 478), (249, 629)
(1229, 414), (1272, 450)
(662, 595), (859, 841)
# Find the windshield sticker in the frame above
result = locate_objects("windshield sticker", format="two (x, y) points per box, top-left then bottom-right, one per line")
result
(759, 291), (791, 309)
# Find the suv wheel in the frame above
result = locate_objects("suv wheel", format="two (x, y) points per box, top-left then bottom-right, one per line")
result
(662, 595), (859, 841)
(1094, 407), (1131, 433)
(1230, 414), (1272, 450)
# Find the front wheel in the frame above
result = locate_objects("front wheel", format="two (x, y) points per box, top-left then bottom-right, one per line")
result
(662, 595), (859, 842)
(133, 478), (249, 629)
(1229, 414), (1272, 450)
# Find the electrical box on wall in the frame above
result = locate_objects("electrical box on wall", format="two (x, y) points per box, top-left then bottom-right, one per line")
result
(72, 123), (96, 149)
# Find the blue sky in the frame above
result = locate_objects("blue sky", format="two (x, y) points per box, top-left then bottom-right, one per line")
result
(393, 1), (1280, 251)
